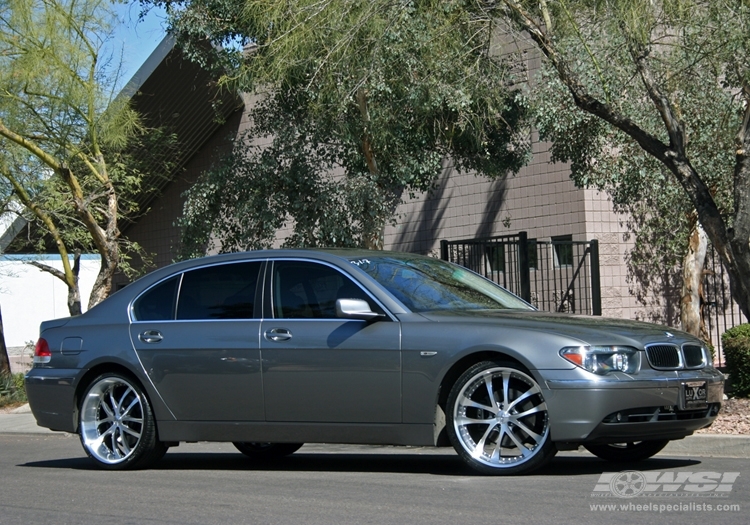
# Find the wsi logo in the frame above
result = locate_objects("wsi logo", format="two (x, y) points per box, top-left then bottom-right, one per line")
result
(592, 471), (740, 498)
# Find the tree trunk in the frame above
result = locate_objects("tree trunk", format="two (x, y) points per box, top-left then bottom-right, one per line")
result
(87, 255), (118, 310)
(0, 305), (11, 376)
(680, 219), (709, 340)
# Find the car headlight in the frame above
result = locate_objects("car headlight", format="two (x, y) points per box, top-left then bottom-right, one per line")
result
(560, 345), (641, 375)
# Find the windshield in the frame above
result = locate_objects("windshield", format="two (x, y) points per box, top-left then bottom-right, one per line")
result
(348, 255), (532, 313)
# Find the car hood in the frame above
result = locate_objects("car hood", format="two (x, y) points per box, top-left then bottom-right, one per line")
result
(416, 309), (697, 347)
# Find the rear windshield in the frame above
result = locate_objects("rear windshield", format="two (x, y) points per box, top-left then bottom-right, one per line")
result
(347, 256), (532, 313)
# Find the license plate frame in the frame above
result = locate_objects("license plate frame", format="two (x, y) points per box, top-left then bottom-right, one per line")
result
(680, 380), (708, 410)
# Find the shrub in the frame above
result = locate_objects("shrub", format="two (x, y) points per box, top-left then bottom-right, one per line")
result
(0, 372), (27, 407)
(721, 324), (750, 397)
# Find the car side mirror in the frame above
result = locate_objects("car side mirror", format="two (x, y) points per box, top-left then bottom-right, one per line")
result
(335, 298), (384, 321)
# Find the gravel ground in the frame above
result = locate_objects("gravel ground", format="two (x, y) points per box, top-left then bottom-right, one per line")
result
(696, 397), (750, 435)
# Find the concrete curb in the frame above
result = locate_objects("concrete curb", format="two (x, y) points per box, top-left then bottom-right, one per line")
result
(660, 434), (750, 459)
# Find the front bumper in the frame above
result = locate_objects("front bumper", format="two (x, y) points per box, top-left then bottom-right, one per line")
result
(538, 367), (724, 443)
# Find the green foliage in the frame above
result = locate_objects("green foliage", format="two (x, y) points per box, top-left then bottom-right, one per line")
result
(152, 0), (531, 251)
(1, 0), (176, 309)
(519, 0), (742, 313)
(721, 324), (750, 397)
(0, 372), (27, 407)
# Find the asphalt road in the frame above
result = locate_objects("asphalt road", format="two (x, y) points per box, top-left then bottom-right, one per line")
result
(1, 434), (747, 525)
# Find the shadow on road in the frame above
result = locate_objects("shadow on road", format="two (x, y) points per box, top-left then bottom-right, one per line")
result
(19, 448), (703, 476)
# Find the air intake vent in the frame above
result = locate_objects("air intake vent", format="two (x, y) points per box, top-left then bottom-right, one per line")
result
(683, 345), (706, 368)
(646, 345), (681, 369)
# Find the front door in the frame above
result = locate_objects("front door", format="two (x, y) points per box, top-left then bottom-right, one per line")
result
(260, 260), (401, 423)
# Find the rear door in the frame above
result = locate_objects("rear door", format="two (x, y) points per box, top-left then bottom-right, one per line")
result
(130, 260), (265, 421)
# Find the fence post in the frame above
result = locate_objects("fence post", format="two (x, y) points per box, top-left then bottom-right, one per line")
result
(440, 239), (449, 261)
(589, 240), (602, 316)
(518, 232), (531, 303)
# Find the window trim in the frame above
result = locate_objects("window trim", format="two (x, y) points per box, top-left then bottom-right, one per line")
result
(130, 259), (266, 323)
(265, 258), (395, 322)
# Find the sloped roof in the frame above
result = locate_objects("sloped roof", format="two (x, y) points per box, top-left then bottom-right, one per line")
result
(3, 35), (244, 250)
(0, 214), (27, 253)
(123, 34), (244, 219)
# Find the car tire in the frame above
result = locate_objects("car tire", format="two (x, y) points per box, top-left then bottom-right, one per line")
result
(79, 373), (166, 470)
(233, 442), (304, 459)
(583, 440), (669, 462)
(446, 360), (556, 475)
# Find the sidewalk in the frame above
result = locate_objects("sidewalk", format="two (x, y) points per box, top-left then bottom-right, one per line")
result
(1, 404), (749, 458)
(0, 404), (59, 434)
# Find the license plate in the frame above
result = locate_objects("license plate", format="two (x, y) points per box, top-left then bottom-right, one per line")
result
(681, 381), (708, 410)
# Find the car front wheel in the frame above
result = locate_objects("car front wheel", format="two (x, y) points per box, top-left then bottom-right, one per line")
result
(79, 373), (166, 470)
(446, 361), (556, 475)
(583, 440), (669, 462)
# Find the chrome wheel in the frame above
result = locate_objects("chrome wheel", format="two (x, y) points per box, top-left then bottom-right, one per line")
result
(233, 442), (303, 459)
(447, 361), (555, 475)
(79, 373), (165, 469)
(584, 440), (669, 462)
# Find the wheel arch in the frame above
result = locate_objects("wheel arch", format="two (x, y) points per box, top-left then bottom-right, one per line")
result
(437, 350), (532, 412)
(432, 350), (533, 447)
(73, 362), (153, 433)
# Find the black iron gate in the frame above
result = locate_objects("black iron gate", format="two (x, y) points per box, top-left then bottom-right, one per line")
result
(440, 232), (602, 315)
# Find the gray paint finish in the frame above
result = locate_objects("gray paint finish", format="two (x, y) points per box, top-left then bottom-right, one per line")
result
(25, 249), (724, 474)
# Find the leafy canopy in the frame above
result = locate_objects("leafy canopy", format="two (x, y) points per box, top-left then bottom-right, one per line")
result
(523, 0), (738, 307)
(153, 0), (531, 252)
(1, 0), (171, 312)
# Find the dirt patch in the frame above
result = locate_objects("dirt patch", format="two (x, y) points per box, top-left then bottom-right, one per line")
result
(697, 397), (750, 435)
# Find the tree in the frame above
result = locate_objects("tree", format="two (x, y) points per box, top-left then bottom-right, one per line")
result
(486, 0), (750, 323)
(153, 0), (530, 252)
(527, 7), (734, 333)
(1, 0), (157, 315)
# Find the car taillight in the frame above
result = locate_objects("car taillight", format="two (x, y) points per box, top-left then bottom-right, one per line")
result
(34, 338), (52, 364)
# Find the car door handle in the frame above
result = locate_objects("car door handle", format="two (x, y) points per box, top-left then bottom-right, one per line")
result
(264, 328), (292, 342)
(139, 330), (163, 344)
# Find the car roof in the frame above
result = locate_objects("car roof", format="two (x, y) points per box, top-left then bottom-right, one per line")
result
(88, 249), (422, 319)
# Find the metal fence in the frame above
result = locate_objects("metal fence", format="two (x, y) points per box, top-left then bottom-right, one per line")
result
(440, 233), (747, 366)
(440, 232), (602, 316)
(703, 247), (747, 365)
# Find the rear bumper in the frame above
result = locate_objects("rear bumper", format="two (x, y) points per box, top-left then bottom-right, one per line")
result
(25, 368), (81, 433)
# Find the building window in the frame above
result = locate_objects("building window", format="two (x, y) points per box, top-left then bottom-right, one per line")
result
(552, 235), (574, 267)
(485, 244), (505, 273)
(527, 240), (538, 270)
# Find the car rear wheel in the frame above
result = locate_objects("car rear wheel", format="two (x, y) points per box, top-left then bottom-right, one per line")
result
(79, 373), (166, 470)
(583, 440), (669, 462)
(446, 361), (556, 475)
(233, 442), (304, 459)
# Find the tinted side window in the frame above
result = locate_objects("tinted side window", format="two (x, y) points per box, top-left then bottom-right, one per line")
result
(132, 276), (180, 321)
(273, 261), (376, 319)
(177, 261), (262, 320)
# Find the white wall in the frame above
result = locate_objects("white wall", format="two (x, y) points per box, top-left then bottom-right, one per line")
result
(0, 255), (101, 347)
